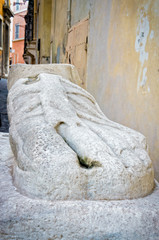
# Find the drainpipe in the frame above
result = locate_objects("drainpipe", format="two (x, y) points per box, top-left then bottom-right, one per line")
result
(36, 0), (40, 64)
(50, 0), (56, 63)
(67, 0), (72, 30)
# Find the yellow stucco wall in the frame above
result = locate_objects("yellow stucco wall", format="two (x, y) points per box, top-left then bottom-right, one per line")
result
(107, 0), (159, 179)
(38, 0), (51, 63)
(0, 0), (10, 16)
(50, 0), (68, 63)
(47, 0), (159, 180)
(0, 0), (4, 17)
(87, 0), (159, 180)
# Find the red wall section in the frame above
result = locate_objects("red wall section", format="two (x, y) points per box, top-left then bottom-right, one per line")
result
(12, 40), (25, 64)
(11, 0), (28, 64)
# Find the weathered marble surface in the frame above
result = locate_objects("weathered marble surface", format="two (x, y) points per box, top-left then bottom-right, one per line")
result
(7, 64), (154, 200)
(0, 132), (159, 240)
(7, 64), (82, 91)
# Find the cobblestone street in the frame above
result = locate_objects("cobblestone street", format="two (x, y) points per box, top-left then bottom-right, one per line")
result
(0, 78), (9, 132)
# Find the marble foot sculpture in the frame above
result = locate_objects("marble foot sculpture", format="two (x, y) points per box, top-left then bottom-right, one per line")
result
(7, 64), (154, 200)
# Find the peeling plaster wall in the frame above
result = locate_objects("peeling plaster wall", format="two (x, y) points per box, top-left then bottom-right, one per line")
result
(50, 0), (159, 180)
(70, 0), (92, 26)
(87, 0), (159, 180)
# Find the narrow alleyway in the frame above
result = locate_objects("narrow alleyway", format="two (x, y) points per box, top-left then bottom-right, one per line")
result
(0, 78), (9, 132)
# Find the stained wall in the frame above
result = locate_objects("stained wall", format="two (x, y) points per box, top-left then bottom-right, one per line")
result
(86, 0), (159, 180)
(44, 0), (159, 180)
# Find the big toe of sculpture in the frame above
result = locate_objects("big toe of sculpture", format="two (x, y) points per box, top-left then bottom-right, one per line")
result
(8, 65), (154, 200)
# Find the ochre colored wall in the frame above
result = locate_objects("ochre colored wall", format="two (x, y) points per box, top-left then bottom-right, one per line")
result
(50, 0), (68, 63)
(87, 0), (159, 180)
(0, 0), (11, 16)
(38, 0), (52, 63)
(0, 0), (4, 17)
(49, 0), (159, 180)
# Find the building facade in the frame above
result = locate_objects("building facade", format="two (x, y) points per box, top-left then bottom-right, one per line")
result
(11, 0), (28, 64)
(24, 0), (159, 181)
(0, 0), (13, 78)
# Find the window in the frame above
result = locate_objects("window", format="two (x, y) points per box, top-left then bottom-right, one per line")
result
(16, 0), (20, 11)
(0, 19), (2, 48)
(15, 24), (19, 39)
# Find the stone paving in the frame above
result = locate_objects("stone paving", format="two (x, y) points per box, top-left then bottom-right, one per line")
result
(0, 78), (9, 132)
(0, 132), (159, 239)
